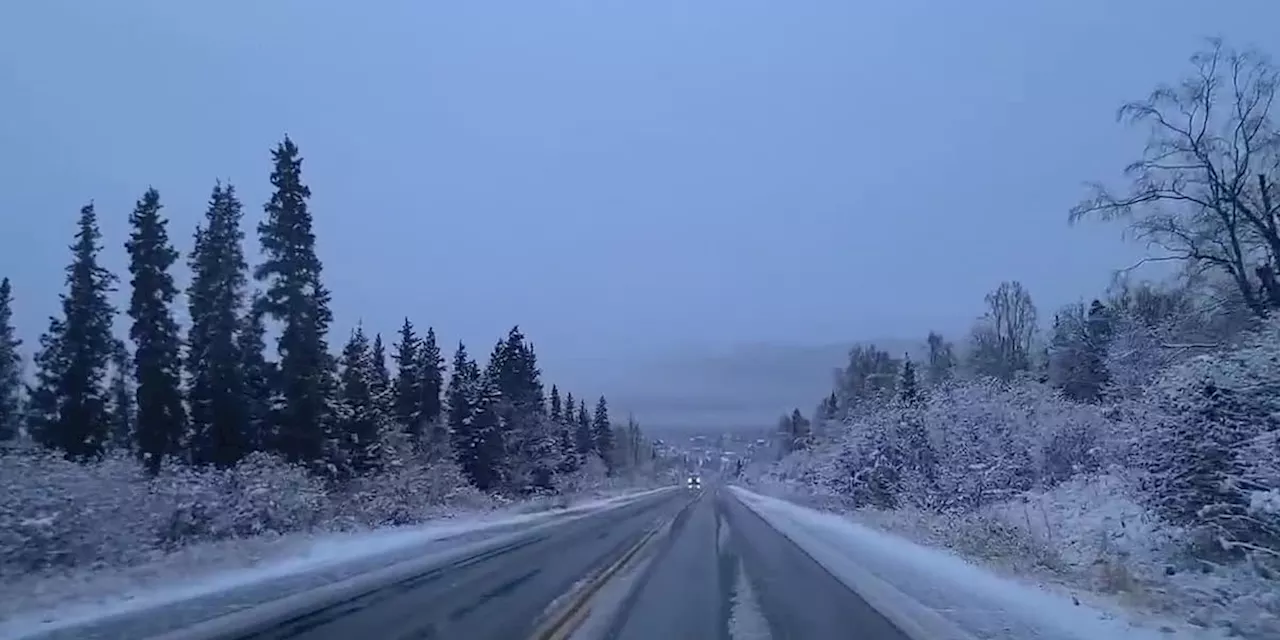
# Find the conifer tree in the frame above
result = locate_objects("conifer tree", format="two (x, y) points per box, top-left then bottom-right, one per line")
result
(549, 384), (562, 422)
(563, 392), (576, 426)
(448, 342), (503, 489)
(335, 325), (383, 477)
(125, 188), (186, 474)
(576, 398), (592, 461)
(28, 204), (117, 460)
(898, 356), (919, 404)
(593, 396), (613, 473)
(418, 327), (446, 453)
(254, 136), (336, 468)
(370, 332), (391, 397)
(391, 318), (421, 439)
(0, 277), (21, 441)
(186, 182), (251, 467)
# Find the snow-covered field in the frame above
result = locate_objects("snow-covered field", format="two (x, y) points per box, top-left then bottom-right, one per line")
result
(0, 486), (673, 640)
(731, 486), (1241, 640)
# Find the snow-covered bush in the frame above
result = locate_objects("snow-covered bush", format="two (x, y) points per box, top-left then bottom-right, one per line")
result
(0, 446), (501, 580)
(747, 314), (1280, 636)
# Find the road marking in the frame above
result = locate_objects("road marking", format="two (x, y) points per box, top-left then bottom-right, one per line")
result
(530, 499), (694, 640)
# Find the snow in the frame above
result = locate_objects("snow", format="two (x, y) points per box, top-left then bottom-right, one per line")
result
(1, 486), (674, 640)
(730, 486), (1229, 640)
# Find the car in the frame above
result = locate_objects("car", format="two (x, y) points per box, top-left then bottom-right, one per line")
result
(687, 475), (702, 489)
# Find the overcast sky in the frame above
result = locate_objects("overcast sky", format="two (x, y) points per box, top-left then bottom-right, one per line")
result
(1, 1), (1277, 420)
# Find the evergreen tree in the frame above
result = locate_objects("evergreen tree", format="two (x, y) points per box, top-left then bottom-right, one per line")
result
(391, 318), (421, 439)
(28, 204), (117, 460)
(370, 332), (390, 397)
(186, 182), (251, 467)
(490, 328), (556, 491)
(335, 325), (383, 477)
(238, 293), (274, 453)
(563, 392), (576, 425)
(898, 356), (919, 403)
(125, 188), (186, 474)
(593, 396), (614, 474)
(254, 136), (336, 469)
(0, 277), (21, 441)
(549, 384), (562, 422)
(418, 327), (446, 454)
(448, 342), (504, 490)
(576, 398), (592, 461)
(106, 340), (134, 452)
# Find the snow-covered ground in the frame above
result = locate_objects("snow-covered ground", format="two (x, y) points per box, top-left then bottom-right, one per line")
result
(730, 486), (1235, 640)
(1, 486), (673, 640)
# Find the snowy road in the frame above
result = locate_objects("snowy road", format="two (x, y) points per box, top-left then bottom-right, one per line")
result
(13, 487), (957, 640)
(11, 483), (1183, 640)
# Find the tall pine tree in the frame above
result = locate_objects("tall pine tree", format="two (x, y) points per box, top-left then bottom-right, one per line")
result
(448, 342), (503, 490)
(335, 325), (384, 477)
(593, 396), (614, 475)
(125, 188), (186, 474)
(418, 327), (446, 455)
(391, 318), (422, 440)
(576, 398), (593, 463)
(28, 204), (117, 460)
(254, 136), (336, 469)
(187, 182), (251, 467)
(0, 277), (21, 442)
(549, 385), (562, 422)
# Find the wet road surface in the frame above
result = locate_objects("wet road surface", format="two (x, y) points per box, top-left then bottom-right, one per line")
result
(26, 486), (914, 640)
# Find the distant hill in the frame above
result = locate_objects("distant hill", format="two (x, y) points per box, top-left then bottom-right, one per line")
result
(594, 338), (926, 430)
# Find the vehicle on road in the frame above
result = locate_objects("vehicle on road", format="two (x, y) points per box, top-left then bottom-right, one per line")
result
(687, 475), (702, 489)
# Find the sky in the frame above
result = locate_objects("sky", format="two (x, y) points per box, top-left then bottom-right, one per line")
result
(2, 1), (1277, 426)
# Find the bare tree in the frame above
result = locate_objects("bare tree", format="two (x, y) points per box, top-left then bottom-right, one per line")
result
(969, 281), (1038, 379)
(1070, 39), (1280, 316)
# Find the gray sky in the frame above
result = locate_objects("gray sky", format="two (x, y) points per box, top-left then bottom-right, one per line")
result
(2, 1), (1276, 425)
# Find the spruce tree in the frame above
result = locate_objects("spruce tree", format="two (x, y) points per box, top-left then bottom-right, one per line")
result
(335, 325), (383, 477)
(370, 333), (391, 397)
(593, 396), (613, 473)
(187, 182), (250, 467)
(417, 327), (446, 453)
(898, 356), (919, 404)
(576, 398), (593, 461)
(448, 342), (502, 489)
(254, 136), (336, 468)
(28, 204), (117, 460)
(549, 384), (562, 422)
(125, 188), (186, 474)
(0, 277), (21, 441)
(391, 318), (421, 439)
(238, 293), (275, 453)
(563, 392), (576, 425)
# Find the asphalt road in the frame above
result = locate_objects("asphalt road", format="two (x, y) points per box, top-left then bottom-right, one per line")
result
(603, 486), (913, 640)
(220, 490), (691, 640)
(28, 485), (916, 640)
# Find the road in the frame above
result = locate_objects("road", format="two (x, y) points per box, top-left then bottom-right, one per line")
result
(40, 486), (913, 640)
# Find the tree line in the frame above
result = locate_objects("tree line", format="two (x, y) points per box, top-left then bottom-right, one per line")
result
(0, 136), (654, 495)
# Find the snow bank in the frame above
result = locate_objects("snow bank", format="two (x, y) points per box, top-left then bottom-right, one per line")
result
(730, 486), (1229, 640)
(1, 486), (673, 640)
